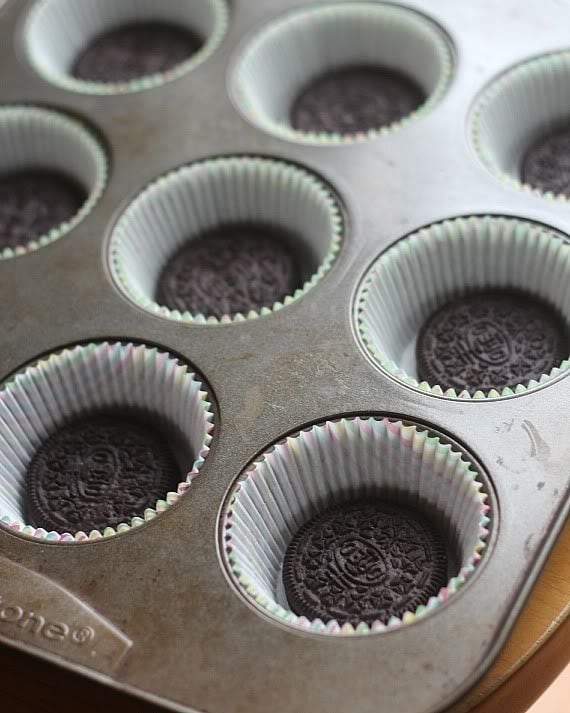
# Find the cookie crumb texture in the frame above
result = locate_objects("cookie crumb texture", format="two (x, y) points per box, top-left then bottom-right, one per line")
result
(283, 500), (448, 626)
(72, 22), (203, 83)
(291, 66), (425, 135)
(522, 125), (570, 196)
(417, 289), (569, 394)
(156, 226), (302, 318)
(25, 414), (180, 534)
(0, 171), (85, 249)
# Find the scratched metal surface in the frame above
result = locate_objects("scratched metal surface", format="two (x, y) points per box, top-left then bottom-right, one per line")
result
(0, 1), (569, 712)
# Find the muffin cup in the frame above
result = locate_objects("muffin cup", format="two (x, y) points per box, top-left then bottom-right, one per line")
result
(23, 0), (229, 95)
(0, 105), (107, 259)
(109, 156), (343, 324)
(471, 51), (570, 200)
(221, 416), (490, 636)
(357, 216), (570, 400)
(231, 2), (453, 145)
(0, 342), (214, 543)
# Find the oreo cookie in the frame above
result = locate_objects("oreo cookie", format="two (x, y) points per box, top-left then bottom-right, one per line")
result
(290, 66), (425, 135)
(521, 125), (570, 196)
(25, 412), (180, 534)
(155, 225), (302, 319)
(283, 500), (448, 626)
(72, 22), (202, 83)
(417, 289), (569, 394)
(0, 170), (85, 249)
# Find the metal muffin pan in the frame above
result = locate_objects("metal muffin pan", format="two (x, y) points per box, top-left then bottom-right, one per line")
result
(0, 0), (568, 712)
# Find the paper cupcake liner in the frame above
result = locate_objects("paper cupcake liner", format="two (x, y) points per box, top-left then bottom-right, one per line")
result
(109, 156), (343, 325)
(221, 417), (490, 636)
(357, 216), (570, 400)
(231, 2), (453, 145)
(471, 51), (570, 200)
(0, 105), (107, 260)
(0, 342), (214, 543)
(23, 0), (229, 95)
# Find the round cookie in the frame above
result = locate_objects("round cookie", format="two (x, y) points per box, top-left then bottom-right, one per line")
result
(522, 125), (570, 196)
(155, 225), (302, 319)
(72, 22), (202, 83)
(291, 66), (425, 135)
(0, 170), (85, 249)
(283, 500), (448, 626)
(25, 413), (180, 534)
(416, 289), (569, 394)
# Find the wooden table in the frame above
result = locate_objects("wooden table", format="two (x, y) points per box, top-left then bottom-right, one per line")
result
(447, 520), (570, 713)
(1, 521), (568, 713)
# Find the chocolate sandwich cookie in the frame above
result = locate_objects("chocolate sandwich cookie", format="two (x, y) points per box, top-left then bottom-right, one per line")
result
(283, 500), (448, 626)
(72, 22), (202, 83)
(0, 170), (85, 249)
(417, 289), (569, 394)
(156, 225), (302, 318)
(521, 125), (570, 196)
(291, 66), (425, 135)
(25, 413), (180, 534)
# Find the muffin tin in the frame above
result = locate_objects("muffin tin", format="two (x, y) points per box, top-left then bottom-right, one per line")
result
(0, 1), (568, 712)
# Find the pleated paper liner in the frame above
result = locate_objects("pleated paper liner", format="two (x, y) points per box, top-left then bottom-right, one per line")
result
(222, 416), (490, 636)
(109, 156), (343, 325)
(357, 216), (570, 400)
(0, 105), (107, 259)
(0, 342), (214, 543)
(23, 0), (229, 95)
(231, 1), (453, 145)
(471, 51), (570, 200)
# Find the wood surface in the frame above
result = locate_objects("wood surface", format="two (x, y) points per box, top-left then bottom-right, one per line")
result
(0, 521), (568, 713)
(447, 520), (570, 713)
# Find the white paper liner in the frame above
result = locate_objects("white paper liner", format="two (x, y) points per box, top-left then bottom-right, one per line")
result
(472, 51), (570, 200)
(23, 0), (229, 95)
(222, 417), (490, 636)
(109, 156), (343, 324)
(231, 2), (453, 144)
(0, 342), (214, 543)
(357, 216), (570, 400)
(0, 105), (107, 259)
